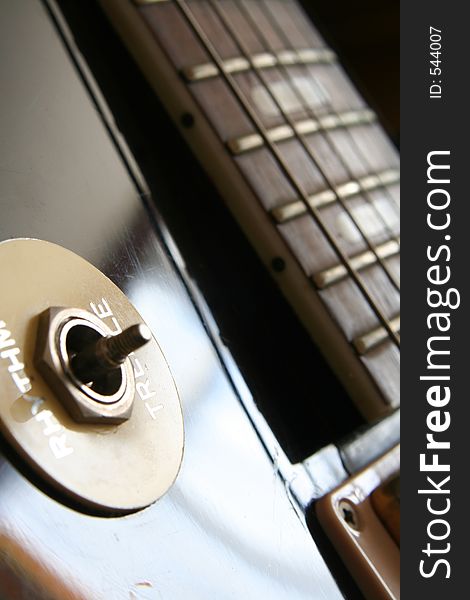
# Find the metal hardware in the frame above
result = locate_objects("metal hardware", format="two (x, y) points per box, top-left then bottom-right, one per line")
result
(340, 410), (400, 474)
(313, 239), (400, 289)
(354, 315), (401, 355)
(35, 307), (144, 424)
(227, 109), (376, 155)
(316, 446), (400, 599)
(0, 238), (184, 514)
(182, 48), (336, 82)
(272, 168), (400, 223)
(338, 499), (360, 531)
(71, 322), (152, 382)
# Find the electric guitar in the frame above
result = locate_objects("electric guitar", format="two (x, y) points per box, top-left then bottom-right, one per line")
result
(0, 1), (399, 598)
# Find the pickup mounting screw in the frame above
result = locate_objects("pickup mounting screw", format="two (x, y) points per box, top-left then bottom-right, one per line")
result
(338, 499), (359, 531)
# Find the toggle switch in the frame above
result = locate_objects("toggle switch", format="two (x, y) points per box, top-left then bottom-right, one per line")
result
(0, 238), (184, 514)
(35, 307), (151, 425)
(71, 322), (152, 383)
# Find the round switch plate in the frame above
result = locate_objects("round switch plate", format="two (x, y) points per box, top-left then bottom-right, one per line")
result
(0, 238), (184, 514)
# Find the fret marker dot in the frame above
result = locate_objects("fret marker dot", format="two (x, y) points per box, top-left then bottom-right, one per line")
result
(445, 235), (451, 240)
(180, 113), (195, 128)
(271, 257), (286, 272)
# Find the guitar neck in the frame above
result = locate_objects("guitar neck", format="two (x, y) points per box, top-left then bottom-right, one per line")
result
(100, 0), (400, 419)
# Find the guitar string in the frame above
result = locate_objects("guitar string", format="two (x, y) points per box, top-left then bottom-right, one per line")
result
(174, 0), (400, 348)
(213, 0), (400, 295)
(239, 0), (401, 259)
(174, 0), (399, 347)
(260, 0), (400, 214)
(197, 0), (400, 323)
(238, 0), (400, 226)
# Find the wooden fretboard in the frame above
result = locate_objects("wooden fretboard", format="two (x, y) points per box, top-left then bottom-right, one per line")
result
(100, 0), (400, 420)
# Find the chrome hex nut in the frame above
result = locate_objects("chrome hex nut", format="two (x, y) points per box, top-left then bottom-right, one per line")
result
(35, 307), (135, 424)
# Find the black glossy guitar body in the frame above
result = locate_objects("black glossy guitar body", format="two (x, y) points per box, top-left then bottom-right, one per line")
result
(0, 2), (357, 598)
(55, 0), (365, 463)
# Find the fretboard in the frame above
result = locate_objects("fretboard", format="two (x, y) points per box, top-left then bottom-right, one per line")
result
(100, 0), (400, 420)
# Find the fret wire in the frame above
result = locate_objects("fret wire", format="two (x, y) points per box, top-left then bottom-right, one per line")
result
(205, 1), (401, 329)
(243, 0), (400, 216)
(233, 0), (400, 294)
(354, 316), (400, 355)
(313, 239), (400, 289)
(209, 0), (400, 298)
(182, 48), (336, 82)
(227, 109), (376, 154)
(174, 0), (399, 348)
(259, 0), (400, 215)
(272, 168), (400, 223)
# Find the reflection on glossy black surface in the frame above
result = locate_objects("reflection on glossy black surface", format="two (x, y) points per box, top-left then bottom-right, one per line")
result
(0, 2), (342, 598)
(55, 0), (364, 463)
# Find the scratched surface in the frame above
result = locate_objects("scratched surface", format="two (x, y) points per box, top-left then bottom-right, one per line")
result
(0, 2), (342, 599)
